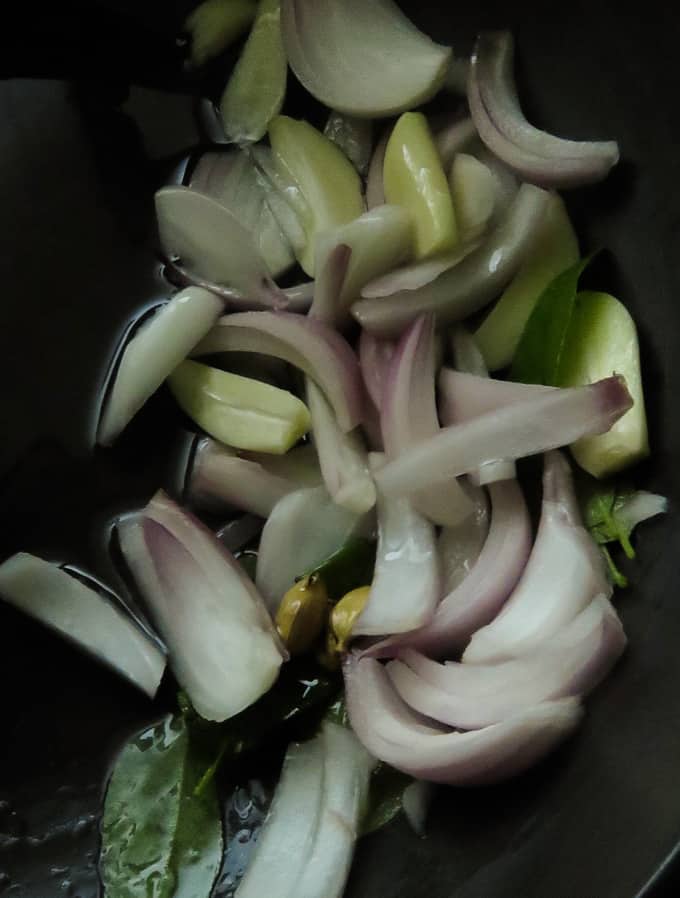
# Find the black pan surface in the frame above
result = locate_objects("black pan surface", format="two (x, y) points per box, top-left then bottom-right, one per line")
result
(0, 2), (679, 896)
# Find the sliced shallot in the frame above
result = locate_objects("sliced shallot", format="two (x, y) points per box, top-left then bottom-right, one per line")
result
(463, 451), (610, 664)
(295, 722), (376, 898)
(366, 130), (390, 209)
(0, 554), (165, 698)
(307, 380), (376, 514)
(381, 314), (477, 526)
(235, 734), (326, 898)
(368, 479), (531, 658)
(309, 242), (353, 326)
(468, 32), (619, 188)
(187, 437), (320, 517)
(194, 311), (364, 432)
(352, 184), (551, 337)
(353, 454), (439, 637)
(155, 186), (286, 307)
(189, 150), (294, 278)
(98, 287), (223, 446)
(375, 375), (632, 498)
(389, 594), (626, 729)
(255, 485), (369, 614)
(439, 368), (556, 425)
(358, 329), (396, 411)
(435, 116), (478, 170)
(448, 328), (516, 485)
(360, 243), (477, 300)
(281, 0), (451, 118)
(313, 205), (414, 326)
(118, 491), (285, 721)
(344, 654), (583, 785)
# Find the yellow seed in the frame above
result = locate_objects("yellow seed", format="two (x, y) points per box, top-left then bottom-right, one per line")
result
(331, 586), (371, 653)
(275, 574), (328, 656)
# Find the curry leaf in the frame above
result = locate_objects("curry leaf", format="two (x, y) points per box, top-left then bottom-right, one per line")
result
(581, 482), (668, 588)
(360, 763), (413, 836)
(510, 256), (593, 386)
(100, 714), (223, 898)
(304, 537), (376, 602)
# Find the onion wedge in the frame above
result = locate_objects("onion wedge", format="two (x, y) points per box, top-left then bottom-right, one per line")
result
(389, 595), (626, 729)
(366, 130), (390, 209)
(255, 485), (369, 613)
(309, 242), (353, 327)
(97, 287), (223, 446)
(190, 150), (294, 278)
(468, 32), (619, 188)
(187, 438), (320, 517)
(307, 380), (376, 514)
(313, 206), (414, 326)
(155, 187), (286, 306)
(235, 735), (326, 898)
(449, 152), (498, 242)
(296, 722), (376, 898)
(374, 375), (632, 499)
(358, 330), (396, 411)
(0, 554), (165, 698)
(439, 368), (556, 425)
(280, 0), (451, 118)
(353, 454), (439, 637)
(118, 491), (284, 721)
(448, 328), (516, 485)
(382, 315), (478, 526)
(194, 311), (364, 432)
(367, 479), (531, 658)
(352, 184), (551, 337)
(344, 654), (583, 785)
(360, 244), (477, 300)
(463, 452), (610, 664)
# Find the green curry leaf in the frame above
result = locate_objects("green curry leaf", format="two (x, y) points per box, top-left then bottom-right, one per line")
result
(510, 256), (593, 386)
(360, 763), (413, 836)
(100, 714), (223, 898)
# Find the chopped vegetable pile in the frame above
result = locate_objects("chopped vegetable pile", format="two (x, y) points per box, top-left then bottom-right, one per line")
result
(0, 1), (669, 896)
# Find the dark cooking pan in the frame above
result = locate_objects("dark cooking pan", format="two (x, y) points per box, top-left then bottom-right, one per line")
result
(0, 1), (678, 896)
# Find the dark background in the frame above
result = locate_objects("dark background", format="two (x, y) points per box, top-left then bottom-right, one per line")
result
(0, 1), (679, 896)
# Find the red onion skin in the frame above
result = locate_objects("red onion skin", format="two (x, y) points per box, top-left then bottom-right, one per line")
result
(343, 654), (583, 785)
(365, 478), (531, 658)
